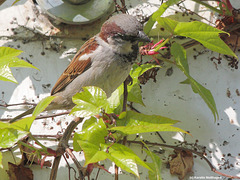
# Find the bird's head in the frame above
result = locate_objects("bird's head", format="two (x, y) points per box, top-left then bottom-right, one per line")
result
(99, 14), (150, 47)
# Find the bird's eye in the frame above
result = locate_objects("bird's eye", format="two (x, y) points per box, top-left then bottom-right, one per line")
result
(116, 33), (123, 37)
(115, 33), (136, 41)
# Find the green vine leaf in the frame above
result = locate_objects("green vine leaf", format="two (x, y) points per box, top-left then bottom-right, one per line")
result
(118, 110), (179, 125)
(171, 42), (219, 120)
(106, 63), (161, 113)
(81, 116), (98, 130)
(157, 17), (236, 57)
(128, 82), (143, 105)
(111, 111), (186, 134)
(144, 0), (182, 34)
(111, 124), (186, 135)
(71, 86), (109, 117)
(0, 128), (28, 148)
(0, 118), (35, 132)
(32, 96), (56, 117)
(130, 63), (161, 80)
(73, 118), (108, 153)
(105, 143), (151, 177)
(11, 116), (36, 132)
(106, 84), (124, 114)
(0, 96), (57, 149)
(182, 78), (219, 120)
(73, 118), (108, 166)
(128, 64), (161, 106)
(73, 119), (151, 177)
(143, 142), (162, 180)
(0, 66), (17, 83)
(0, 47), (39, 83)
(0, 121), (10, 129)
(12, 0), (20, 5)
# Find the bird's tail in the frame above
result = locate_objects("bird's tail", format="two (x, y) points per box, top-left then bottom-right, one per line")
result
(9, 107), (35, 123)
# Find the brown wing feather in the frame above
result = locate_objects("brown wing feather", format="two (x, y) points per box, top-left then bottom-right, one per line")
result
(51, 37), (99, 95)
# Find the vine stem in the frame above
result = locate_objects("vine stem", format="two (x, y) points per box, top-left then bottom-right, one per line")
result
(17, 140), (36, 152)
(122, 80), (128, 112)
(28, 133), (47, 150)
(114, 80), (128, 180)
(114, 77), (129, 180)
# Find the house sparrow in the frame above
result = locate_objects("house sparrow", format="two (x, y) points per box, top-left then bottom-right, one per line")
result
(10, 14), (150, 122)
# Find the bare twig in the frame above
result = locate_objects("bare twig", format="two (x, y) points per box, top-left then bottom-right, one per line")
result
(65, 147), (86, 179)
(127, 103), (141, 113)
(113, 0), (127, 14)
(156, 132), (166, 143)
(120, 0), (127, 14)
(177, 4), (215, 25)
(95, 168), (101, 180)
(32, 134), (65, 140)
(127, 140), (240, 179)
(115, 165), (118, 180)
(0, 110), (71, 122)
(63, 154), (77, 180)
(35, 111), (71, 120)
(0, 101), (36, 108)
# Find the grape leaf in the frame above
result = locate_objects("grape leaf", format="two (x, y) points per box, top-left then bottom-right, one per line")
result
(157, 18), (236, 57)
(71, 86), (108, 117)
(111, 111), (186, 134)
(32, 96), (56, 117)
(0, 128), (28, 148)
(144, 0), (182, 34)
(144, 146), (162, 180)
(73, 119), (151, 177)
(0, 47), (38, 83)
(171, 42), (219, 120)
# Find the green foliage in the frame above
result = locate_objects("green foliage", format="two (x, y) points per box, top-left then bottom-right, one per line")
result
(73, 118), (152, 177)
(0, 96), (55, 150)
(144, 0), (224, 35)
(32, 96), (56, 117)
(105, 143), (151, 177)
(71, 64), (161, 116)
(191, 0), (222, 14)
(73, 118), (108, 162)
(128, 64), (161, 105)
(0, 117), (35, 149)
(111, 111), (186, 134)
(0, 47), (38, 83)
(71, 86), (109, 117)
(105, 84), (124, 114)
(10, 116), (36, 132)
(143, 142), (162, 180)
(171, 43), (219, 120)
(12, 0), (20, 5)
(0, 128), (27, 148)
(156, 17), (236, 57)
(144, 0), (182, 34)
(1, 1), (235, 178)
(71, 86), (186, 177)
(0, 46), (44, 151)
(143, 0), (237, 121)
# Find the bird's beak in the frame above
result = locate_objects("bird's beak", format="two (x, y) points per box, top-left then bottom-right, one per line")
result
(137, 31), (151, 42)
